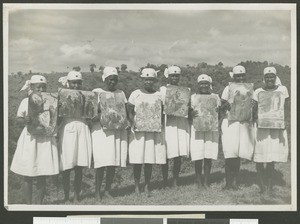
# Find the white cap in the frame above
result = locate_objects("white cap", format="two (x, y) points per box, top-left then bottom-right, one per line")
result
(30, 75), (47, 84)
(164, 65), (181, 78)
(20, 75), (47, 91)
(102, 66), (118, 82)
(197, 74), (212, 83)
(58, 71), (82, 87)
(197, 74), (213, 90)
(264, 67), (277, 75)
(229, 65), (246, 78)
(67, 71), (82, 81)
(141, 68), (159, 78)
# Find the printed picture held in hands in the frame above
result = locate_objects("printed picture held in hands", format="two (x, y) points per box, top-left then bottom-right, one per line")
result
(27, 92), (58, 136)
(98, 91), (128, 130)
(192, 94), (219, 132)
(58, 88), (98, 119)
(257, 91), (285, 129)
(227, 83), (253, 122)
(164, 85), (191, 117)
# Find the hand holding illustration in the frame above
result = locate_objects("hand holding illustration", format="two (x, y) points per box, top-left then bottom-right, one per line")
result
(24, 115), (31, 125)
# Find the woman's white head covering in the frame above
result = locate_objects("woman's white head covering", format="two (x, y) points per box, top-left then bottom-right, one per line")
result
(263, 66), (282, 86)
(20, 75), (47, 91)
(58, 71), (82, 87)
(229, 65), (246, 78)
(197, 74), (213, 90)
(102, 66), (118, 82)
(141, 68), (159, 78)
(164, 65), (181, 78)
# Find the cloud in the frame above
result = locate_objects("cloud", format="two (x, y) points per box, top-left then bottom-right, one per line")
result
(7, 9), (292, 73)
(208, 27), (221, 38)
(60, 43), (95, 58)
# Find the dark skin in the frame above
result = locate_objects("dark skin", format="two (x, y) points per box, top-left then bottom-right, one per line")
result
(68, 79), (82, 90)
(168, 73), (180, 85)
(95, 75), (120, 200)
(62, 79), (85, 203)
(18, 83), (47, 204)
(127, 76), (161, 196)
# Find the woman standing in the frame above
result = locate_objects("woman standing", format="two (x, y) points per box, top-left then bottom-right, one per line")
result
(91, 66), (128, 199)
(160, 65), (190, 188)
(10, 75), (59, 204)
(58, 71), (93, 202)
(190, 74), (220, 189)
(253, 67), (289, 193)
(220, 65), (254, 190)
(128, 68), (166, 196)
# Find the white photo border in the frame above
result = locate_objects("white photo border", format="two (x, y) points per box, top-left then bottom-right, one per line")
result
(3, 3), (297, 211)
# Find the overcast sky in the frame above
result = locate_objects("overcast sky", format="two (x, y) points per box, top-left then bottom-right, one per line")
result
(8, 9), (291, 73)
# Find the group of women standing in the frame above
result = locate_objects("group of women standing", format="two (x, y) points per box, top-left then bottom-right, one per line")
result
(10, 64), (289, 204)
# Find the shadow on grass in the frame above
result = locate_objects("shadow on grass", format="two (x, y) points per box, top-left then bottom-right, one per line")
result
(47, 168), (287, 204)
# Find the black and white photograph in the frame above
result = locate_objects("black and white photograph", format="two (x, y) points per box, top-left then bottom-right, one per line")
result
(3, 3), (296, 211)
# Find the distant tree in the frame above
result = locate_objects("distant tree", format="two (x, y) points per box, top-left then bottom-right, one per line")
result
(116, 67), (120, 72)
(121, 64), (127, 72)
(90, 64), (96, 73)
(29, 70), (32, 74)
(158, 64), (168, 73)
(17, 71), (22, 76)
(218, 62), (223, 67)
(99, 65), (104, 71)
(73, 66), (81, 71)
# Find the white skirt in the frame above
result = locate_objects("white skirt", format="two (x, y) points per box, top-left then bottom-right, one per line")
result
(190, 128), (219, 161)
(129, 130), (166, 164)
(164, 115), (190, 159)
(91, 122), (128, 168)
(59, 118), (92, 171)
(10, 127), (59, 177)
(254, 126), (289, 163)
(221, 118), (254, 160)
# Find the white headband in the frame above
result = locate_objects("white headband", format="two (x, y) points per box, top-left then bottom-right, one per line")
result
(58, 71), (82, 87)
(229, 65), (246, 78)
(141, 68), (159, 78)
(102, 66), (118, 82)
(164, 65), (181, 78)
(20, 75), (47, 91)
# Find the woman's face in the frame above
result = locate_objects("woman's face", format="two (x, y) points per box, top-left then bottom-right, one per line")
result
(31, 83), (47, 93)
(233, 73), (246, 83)
(143, 77), (156, 92)
(168, 73), (180, 85)
(105, 75), (118, 91)
(198, 81), (211, 94)
(264, 73), (276, 88)
(68, 80), (82, 90)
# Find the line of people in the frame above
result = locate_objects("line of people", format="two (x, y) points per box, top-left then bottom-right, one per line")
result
(10, 65), (289, 204)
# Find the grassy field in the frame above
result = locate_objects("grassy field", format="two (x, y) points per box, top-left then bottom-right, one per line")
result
(7, 61), (292, 206)
(8, 156), (291, 205)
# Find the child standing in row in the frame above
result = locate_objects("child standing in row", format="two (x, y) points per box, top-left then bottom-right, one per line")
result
(160, 66), (190, 188)
(253, 67), (289, 193)
(58, 71), (93, 202)
(10, 75), (59, 204)
(190, 74), (220, 189)
(221, 65), (254, 190)
(127, 68), (166, 196)
(91, 67), (128, 199)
